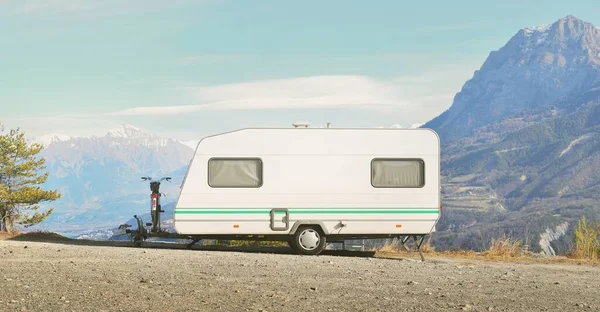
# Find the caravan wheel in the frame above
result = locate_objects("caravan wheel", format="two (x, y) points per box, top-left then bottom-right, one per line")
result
(292, 226), (326, 255)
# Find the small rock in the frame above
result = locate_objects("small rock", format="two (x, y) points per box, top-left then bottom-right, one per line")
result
(554, 282), (560, 285)
(407, 281), (418, 285)
(462, 304), (473, 311)
(60, 296), (66, 300)
(310, 287), (317, 291)
(23, 246), (27, 249)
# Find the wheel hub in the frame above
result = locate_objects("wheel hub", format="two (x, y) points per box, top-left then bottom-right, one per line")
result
(298, 229), (320, 250)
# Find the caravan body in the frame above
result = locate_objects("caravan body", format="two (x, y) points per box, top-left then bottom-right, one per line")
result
(173, 127), (441, 254)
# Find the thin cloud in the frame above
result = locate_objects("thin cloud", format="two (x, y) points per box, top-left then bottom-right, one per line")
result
(109, 74), (459, 116)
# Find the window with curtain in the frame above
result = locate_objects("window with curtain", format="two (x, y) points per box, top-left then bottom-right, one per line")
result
(208, 158), (263, 188)
(371, 159), (425, 188)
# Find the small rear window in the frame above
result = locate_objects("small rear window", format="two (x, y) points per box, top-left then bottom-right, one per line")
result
(208, 158), (263, 188)
(371, 159), (425, 188)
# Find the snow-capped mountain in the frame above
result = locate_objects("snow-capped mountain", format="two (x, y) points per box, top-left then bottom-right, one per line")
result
(179, 140), (199, 150)
(39, 124), (193, 175)
(30, 124), (194, 234)
(33, 133), (72, 146)
(385, 123), (422, 129)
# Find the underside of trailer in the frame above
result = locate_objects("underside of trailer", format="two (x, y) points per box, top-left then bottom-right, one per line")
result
(125, 213), (431, 260)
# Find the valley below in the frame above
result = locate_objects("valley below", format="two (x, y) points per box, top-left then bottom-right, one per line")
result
(1, 238), (599, 311)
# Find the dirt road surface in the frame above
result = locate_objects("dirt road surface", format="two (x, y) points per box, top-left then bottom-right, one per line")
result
(1, 239), (599, 311)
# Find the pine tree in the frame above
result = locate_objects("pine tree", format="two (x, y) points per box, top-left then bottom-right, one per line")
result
(0, 124), (61, 232)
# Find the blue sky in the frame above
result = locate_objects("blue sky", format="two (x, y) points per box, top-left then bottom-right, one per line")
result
(1, 0), (600, 142)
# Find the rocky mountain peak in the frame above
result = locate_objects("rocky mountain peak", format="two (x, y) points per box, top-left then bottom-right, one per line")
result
(106, 124), (147, 139)
(32, 133), (72, 146)
(423, 15), (600, 142)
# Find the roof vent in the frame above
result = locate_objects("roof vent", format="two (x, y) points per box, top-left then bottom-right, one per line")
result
(292, 121), (311, 128)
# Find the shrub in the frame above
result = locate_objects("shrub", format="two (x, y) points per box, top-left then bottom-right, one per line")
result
(569, 216), (599, 261)
(485, 234), (524, 258)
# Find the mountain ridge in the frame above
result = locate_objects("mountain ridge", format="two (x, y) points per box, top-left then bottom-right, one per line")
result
(28, 124), (194, 233)
(426, 15), (600, 253)
(424, 15), (600, 144)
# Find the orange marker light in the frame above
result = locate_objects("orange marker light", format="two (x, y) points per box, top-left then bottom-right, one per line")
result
(233, 224), (239, 228)
(396, 224), (402, 228)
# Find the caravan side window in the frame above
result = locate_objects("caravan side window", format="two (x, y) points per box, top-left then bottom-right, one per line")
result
(208, 158), (263, 188)
(371, 158), (425, 188)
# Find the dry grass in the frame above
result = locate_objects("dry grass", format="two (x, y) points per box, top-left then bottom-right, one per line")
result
(372, 233), (600, 267)
(374, 241), (401, 253)
(373, 235), (543, 263)
(0, 231), (22, 240)
(566, 216), (599, 262)
(373, 239), (436, 255)
(484, 234), (525, 259)
(0, 230), (72, 242)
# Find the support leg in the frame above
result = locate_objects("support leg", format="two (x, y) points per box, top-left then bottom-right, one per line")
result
(400, 235), (410, 251)
(186, 238), (201, 249)
(412, 235), (426, 261)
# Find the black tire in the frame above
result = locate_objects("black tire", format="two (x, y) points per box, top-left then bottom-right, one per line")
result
(291, 226), (326, 255)
(287, 239), (297, 252)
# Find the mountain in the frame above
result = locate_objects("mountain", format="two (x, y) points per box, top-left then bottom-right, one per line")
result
(179, 140), (200, 150)
(29, 124), (194, 234)
(424, 15), (600, 144)
(75, 201), (177, 241)
(425, 16), (600, 254)
(34, 133), (72, 146)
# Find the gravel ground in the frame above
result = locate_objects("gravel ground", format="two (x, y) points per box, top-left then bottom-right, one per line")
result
(1, 240), (599, 312)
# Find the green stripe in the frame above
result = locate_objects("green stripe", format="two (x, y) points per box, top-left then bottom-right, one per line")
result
(174, 208), (439, 215)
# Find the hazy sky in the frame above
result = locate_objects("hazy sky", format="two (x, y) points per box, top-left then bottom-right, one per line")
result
(1, 0), (599, 141)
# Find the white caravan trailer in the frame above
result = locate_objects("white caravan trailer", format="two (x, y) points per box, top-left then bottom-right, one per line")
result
(127, 126), (441, 258)
(168, 126), (441, 256)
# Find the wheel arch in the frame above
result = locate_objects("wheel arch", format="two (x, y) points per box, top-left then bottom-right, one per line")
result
(288, 220), (329, 235)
